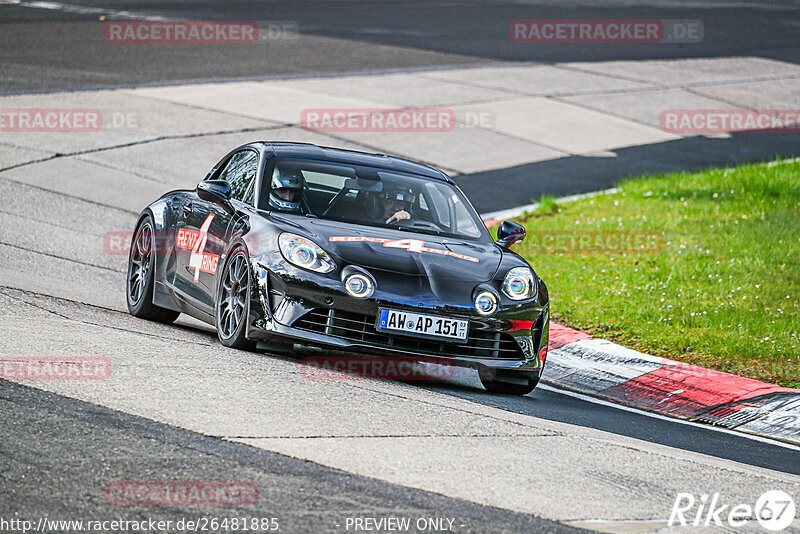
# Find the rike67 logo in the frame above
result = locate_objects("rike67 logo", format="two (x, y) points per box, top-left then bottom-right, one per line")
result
(669, 490), (796, 531)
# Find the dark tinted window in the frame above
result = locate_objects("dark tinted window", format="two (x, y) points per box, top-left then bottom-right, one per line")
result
(218, 150), (258, 203)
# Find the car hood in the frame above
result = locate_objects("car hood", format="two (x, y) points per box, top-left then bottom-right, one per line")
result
(272, 215), (503, 283)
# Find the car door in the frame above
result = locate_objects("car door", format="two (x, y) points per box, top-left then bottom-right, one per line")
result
(173, 149), (259, 316)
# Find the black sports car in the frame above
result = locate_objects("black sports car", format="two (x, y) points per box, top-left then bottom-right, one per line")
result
(126, 142), (549, 394)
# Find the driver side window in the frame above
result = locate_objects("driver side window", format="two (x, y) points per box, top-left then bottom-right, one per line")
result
(217, 150), (258, 204)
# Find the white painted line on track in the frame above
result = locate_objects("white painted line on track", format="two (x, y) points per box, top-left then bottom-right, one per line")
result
(538, 383), (800, 452)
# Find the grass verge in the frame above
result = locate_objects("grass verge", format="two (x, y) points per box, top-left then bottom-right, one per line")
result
(506, 158), (799, 388)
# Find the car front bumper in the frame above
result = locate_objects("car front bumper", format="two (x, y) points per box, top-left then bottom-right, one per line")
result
(245, 258), (549, 373)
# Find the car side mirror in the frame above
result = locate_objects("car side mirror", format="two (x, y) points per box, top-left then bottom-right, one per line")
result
(496, 220), (526, 249)
(197, 180), (233, 212)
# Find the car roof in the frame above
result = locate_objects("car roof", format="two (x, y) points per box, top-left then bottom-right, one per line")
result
(253, 141), (451, 182)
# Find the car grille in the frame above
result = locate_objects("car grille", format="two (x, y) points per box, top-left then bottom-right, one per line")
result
(293, 309), (525, 360)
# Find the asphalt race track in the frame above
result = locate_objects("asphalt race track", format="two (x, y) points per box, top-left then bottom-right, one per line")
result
(1, 1), (799, 533)
(0, 378), (577, 533)
(2, 284), (799, 531)
(2, 0), (800, 94)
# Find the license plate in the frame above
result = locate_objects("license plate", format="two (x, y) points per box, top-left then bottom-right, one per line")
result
(376, 308), (468, 342)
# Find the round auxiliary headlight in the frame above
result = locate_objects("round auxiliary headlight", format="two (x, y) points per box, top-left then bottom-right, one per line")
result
(474, 291), (498, 316)
(345, 273), (374, 299)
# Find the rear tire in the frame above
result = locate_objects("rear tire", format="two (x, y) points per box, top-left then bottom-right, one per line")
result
(126, 215), (180, 324)
(479, 368), (539, 395)
(216, 247), (256, 350)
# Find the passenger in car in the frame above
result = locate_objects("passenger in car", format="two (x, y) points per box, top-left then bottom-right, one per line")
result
(375, 184), (416, 224)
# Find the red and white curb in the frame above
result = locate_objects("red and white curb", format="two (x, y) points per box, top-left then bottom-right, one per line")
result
(482, 200), (798, 446)
(544, 323), (800, 445)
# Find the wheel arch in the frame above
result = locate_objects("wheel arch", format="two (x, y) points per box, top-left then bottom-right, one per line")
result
(141, 200), (182, 313)
(216, 238), (272, 342)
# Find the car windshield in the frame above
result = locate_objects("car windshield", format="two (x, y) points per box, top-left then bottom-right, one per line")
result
(260, 158), (488, 240)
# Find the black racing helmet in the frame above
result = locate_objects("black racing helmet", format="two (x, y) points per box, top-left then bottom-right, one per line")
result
(269, 168), (305, 212)
(381, 183), (416, 208)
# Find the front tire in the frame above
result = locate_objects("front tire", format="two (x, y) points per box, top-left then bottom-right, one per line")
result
(126, 215), (180, 324)
(479, 368), (539, 395)
(216, 247), (256, 350)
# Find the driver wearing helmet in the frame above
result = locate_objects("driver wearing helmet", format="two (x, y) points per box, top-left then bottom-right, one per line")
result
(268, 168), (305, 213)
(378, 184), (416, 224)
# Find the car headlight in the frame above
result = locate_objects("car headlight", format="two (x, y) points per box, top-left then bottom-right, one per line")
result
(278, 233), (336, 273)
(474, 291), (498, 316)
(502, 267), (536, 300)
